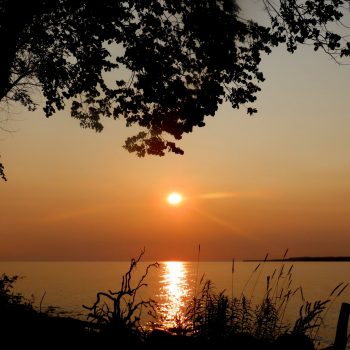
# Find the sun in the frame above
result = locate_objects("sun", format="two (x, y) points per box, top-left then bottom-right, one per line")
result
(167, 192), (183, 206)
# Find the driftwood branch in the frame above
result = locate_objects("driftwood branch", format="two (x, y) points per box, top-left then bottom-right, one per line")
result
(82, 249), (159, 333)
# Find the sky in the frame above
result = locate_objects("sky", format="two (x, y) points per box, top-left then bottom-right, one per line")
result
(1, 1), (350, 261)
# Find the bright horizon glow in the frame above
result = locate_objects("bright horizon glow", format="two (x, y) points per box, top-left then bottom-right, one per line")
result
(166, 192), (183, 206)
(3, 1), (350, 262)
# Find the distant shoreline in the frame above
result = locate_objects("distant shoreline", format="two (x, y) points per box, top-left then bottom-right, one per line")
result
(244, 256), (350, 262)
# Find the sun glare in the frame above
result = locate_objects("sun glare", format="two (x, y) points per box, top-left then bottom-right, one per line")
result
(158, 261), (190, 328)
(167, 192), (183, 206)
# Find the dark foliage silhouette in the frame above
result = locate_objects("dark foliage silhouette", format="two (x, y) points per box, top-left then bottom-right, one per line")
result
(0, 0), (274, 159)
(1, 1), (349, 179)
(262, 0), (350, 62)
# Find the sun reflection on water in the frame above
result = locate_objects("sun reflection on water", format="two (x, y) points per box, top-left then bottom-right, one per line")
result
(157, 261), (192, 329)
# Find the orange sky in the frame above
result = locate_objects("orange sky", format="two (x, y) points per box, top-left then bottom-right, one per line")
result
(1, 3), (350, 261)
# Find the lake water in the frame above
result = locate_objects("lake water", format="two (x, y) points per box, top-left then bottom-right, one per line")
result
(1, 261), (349, 348)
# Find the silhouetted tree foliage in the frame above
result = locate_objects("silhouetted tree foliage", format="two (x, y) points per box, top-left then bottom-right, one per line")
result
(0, 0), (276, 160)
(263, 0), (350, 61)
(1, 0), (349, 180)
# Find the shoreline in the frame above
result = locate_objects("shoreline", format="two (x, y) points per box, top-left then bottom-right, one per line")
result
(244, 256), (350, 262)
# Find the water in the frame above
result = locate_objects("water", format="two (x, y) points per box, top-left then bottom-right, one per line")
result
(1, 261), (350, 348)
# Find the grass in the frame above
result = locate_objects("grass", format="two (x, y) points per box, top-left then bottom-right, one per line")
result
(150, 249), (348, 349)
(0, 250), (348, 349)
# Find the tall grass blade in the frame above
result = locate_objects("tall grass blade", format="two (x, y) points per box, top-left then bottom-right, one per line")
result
(329, 282), (344, 297)
(231, 257), (235, 301)
(250, 253), (269, 300)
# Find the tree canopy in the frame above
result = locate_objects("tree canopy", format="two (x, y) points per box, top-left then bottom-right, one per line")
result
(263, 0), (350, 60)
(1, 0), (349, 180)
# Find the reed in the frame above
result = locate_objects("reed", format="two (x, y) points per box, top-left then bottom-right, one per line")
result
(172, 250), (346, 349)
(230, 257), (234, 302)
(1, 251), (347, 349)
(250, 253), (269, 301)
(311, 281), (349, 345)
